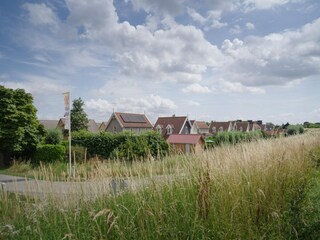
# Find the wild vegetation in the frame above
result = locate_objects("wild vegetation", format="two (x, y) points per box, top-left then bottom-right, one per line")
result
(1, 131), (320, 239)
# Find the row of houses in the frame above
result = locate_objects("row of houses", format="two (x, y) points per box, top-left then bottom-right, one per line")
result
(40, 112), (269, 155)
(40, 112), (268, 137)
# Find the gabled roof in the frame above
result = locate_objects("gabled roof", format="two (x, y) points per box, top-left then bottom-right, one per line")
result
(248, 122), (261, 131)
(154, 116), (189, 135)
(58, 118), (100, 133)
(109, 112), (153, 128)
(99, 122), (107, 130)
(209, 121), (231, 132)
(194, 121), (209, 129)
(167, 134), (204, 145)
(235, 121), (249, 130)
(88, 119), (99, 133)
(39, 120), (59, 130)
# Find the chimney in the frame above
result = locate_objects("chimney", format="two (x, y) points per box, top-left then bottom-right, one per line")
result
(172, 114), (175, 117)
(257, 120), (262, 124)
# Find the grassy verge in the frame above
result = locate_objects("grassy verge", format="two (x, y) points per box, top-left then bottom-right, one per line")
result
(0, 133), (320, 239)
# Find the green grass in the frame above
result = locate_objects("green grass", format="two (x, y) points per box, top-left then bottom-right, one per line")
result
(1, 133), (320, 239)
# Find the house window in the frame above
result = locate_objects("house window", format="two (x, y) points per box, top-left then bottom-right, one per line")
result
(239, 127), (243, 132)
(219, 127), (223, 132)
(184, 125), (189, 134)
(113, 126), (117, 133)
(212, 127), (216, 133)
(156, 125), (162, 134)
(166, 125), (173, 135)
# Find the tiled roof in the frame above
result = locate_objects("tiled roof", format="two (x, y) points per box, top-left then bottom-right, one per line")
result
(167, 134), (204, 144)
(114, 112), (153, 128)
(195, 121), (209, 129)
(209, 121), (230, 132)
(154, 116), (188, 135)
(236, 121), (249, 131)
(39, 120), (59, 130)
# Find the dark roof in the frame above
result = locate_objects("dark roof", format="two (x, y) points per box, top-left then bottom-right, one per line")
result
(114, 112), (153, 128)
(248, 122), (261, 131)
(167, 134), (204, 144)
(209, 121), (231, 133)
(154, 116), (188, 135)
(236, 121), (249, 131)
(39, 120), (59, 130)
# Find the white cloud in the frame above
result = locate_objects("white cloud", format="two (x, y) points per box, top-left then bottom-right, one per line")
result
(218, 79), (266, 94)
(0, 75), (69, 95)
(246, 22), (255, 30)
(187, 8), (227, 30)
(187, 7), (206, 24)
(182, 83), (213, 93)
(22, 3), (59, 29)
(85, 94), (177, 118)
(129, 0), (185, 16)
(229, 25), (242, 34)
(220, 18), (320, 86)
(63, 0), (224, 84)
(243, 0), (290, 11)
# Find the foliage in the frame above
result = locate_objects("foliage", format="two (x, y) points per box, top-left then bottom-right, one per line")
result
(304, 122), (320, 128)
(0, 85), (40, 164)
(32, 144), (65, 165)
(72, 131), (169, 161)
(287, 124), (304, 136)
(206, 130), (263, 148)
(44, 129), (62, 145)
(70, 98), (89, 132)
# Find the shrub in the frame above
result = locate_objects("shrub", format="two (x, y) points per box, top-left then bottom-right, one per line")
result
(287, 125), (304, 136)
(298, 125), (304, 134)
(71, 130), (169, 161)
(32, 144), (65, 164)
(44, 129), (62, 145)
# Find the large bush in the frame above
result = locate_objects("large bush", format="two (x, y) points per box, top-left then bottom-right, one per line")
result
(71, 131), (169, 161)
(287, 125), (304, 136)
(44, 129), (62, 145)
(32, 144), (65, 164)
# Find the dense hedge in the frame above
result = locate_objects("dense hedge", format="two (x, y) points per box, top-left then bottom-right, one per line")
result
(71, 131), (169, 161)
(32, 144), (65, 164)
(206, 131), (263, 148)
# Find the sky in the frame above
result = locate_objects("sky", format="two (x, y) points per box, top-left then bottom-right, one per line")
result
(0, 0), (319, 125)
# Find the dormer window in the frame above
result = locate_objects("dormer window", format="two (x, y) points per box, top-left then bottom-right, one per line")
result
(239, 127), (243, 132)
(166, 125), (173, 135)
(156, 125), (162, 134)
(212, 127), (216, 133)
(219, 127), (223, 132)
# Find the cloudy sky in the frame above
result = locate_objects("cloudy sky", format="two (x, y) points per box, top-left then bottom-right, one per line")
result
(1, 0), (319, 124)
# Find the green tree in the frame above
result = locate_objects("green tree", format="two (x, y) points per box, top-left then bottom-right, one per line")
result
(0, 85), (40, 166)
(70, 97), (89, 132)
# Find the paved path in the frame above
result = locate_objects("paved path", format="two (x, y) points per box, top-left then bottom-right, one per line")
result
(0, 174), (134, 201)
(0, 174), (178, 202)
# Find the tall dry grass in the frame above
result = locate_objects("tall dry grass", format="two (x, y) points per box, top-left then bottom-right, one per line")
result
(0, 132), (319, 239)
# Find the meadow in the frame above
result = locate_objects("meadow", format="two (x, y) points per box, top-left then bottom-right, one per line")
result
(0, 130), (320, 239)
